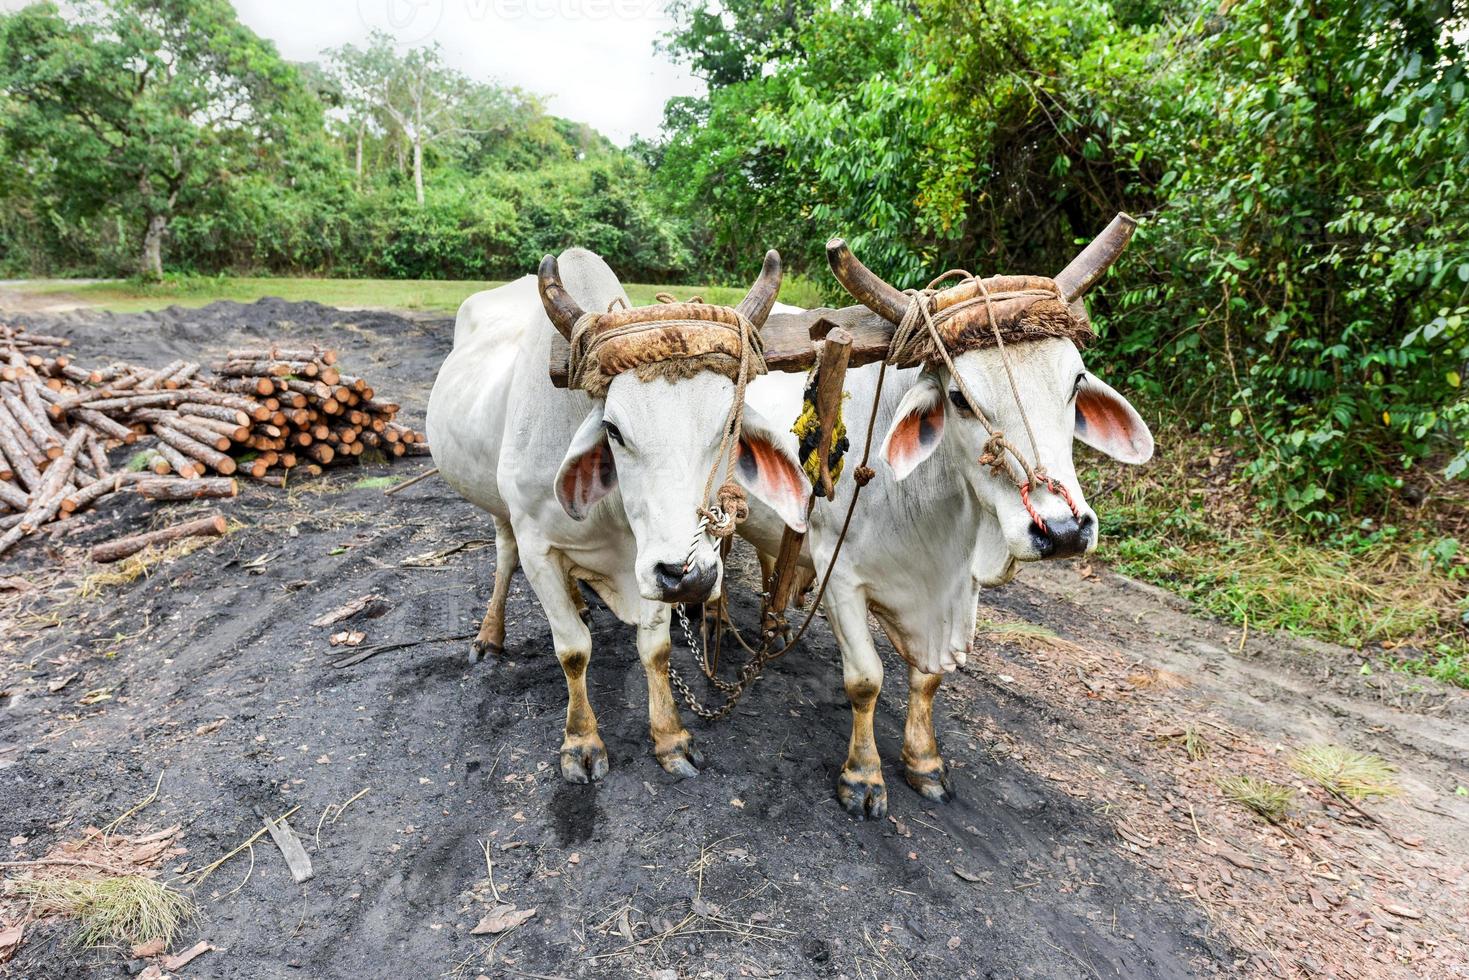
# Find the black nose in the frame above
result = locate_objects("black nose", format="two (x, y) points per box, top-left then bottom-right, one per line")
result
(1028, 514), (1093, 559)
(655, 561), (718, 603)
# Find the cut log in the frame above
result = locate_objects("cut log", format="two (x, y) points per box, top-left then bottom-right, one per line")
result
(84, 391), (187, 412)
(215, 360), (294, 378)
(153, 424), (237, 475)
(74, 408), (136, 443)
(177, 402), (250, 426)
(0, 478), (28, 510)
(0, 411), (44, 489)
(151, 441), (199, 479)
(90, 512), (230, 563)
(135, 477), (239, 501)
(228, 346), (336, 366)
(61, 471), (149, 513)
(17, 428), (87, 532)
(137, 359), (186, 390)
(1, 388), (61, 457)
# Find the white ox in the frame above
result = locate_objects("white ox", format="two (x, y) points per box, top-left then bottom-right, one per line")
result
(427, 249), (809, 782)
(739, 221), (1154, 818)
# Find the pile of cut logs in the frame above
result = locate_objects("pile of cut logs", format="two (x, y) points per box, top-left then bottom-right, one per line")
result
(1, 326), (427, 559)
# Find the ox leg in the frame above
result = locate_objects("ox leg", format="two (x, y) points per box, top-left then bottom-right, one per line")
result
(638, 601), (704, 778)
(826, 591), (887, 819)
(473, 517), (519, 662)
(901, 665), (953, 803)
(521, 549), (607, 783)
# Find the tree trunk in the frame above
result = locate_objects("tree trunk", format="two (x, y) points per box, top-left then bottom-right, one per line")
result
(412, 136), (424, 206)
(354, 121), (364, 187)
(141, 213), (166, 281)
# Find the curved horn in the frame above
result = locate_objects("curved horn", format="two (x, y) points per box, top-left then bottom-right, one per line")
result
(537, 253), (587, 340)
(826, 238), (909, 324)
(735, 249), (783, 328)
(1054, 212), (1137, 303)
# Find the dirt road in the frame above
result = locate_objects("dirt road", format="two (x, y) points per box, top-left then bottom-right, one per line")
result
(2, 299), (1465, 978)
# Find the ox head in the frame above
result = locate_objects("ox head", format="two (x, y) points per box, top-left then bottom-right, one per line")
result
(540, 250), (810, 605)
(828, 216), (1153, 571)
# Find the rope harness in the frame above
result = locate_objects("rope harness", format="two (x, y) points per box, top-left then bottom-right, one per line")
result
(890, 271), (1083, 535)
(565, 295), (767, 549)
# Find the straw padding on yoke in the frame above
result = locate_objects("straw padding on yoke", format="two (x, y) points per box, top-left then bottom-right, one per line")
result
(567, 301), (767, 397)
(886, 275), (1093, 370)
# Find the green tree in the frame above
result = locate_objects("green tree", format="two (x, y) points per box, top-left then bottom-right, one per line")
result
(0, 0), (326, 279)
(326, 32), (517, 206)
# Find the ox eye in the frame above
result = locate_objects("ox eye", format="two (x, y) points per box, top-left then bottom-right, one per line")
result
(948, 389), (973, 416)
(1070, 373), (1086, 401)
(602, 420), (625, 446)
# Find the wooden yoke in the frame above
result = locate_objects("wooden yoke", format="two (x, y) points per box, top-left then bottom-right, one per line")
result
(549, 306), (894, 388)
(766, 327), (853, 632)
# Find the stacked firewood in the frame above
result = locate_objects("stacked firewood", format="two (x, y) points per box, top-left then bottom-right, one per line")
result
(0, 327), (427, 558)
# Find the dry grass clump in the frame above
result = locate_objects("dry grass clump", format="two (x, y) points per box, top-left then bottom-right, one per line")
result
(1290, 744), (1398, 801)
(1218, 775), (1295, 822)
(9, 874), (193, 948)
(77, 519), (242, 597)
(976, 618), (1093, 656)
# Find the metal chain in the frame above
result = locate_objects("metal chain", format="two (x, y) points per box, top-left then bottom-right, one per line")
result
(664, 361), (892, 722)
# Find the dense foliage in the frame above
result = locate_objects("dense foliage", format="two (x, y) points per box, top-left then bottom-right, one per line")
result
(0, 2), (687, 282)
(1, 0), (1466, 519)
(655, 0), (1469, 525)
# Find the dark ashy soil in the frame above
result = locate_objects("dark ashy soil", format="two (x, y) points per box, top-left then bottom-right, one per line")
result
(2, 299), (1465, 980)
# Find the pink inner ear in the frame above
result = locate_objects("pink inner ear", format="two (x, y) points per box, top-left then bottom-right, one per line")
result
(1076, 387), (1131, 448)
(562, 444), (608, 512)
(740, 436), (802, 504)
(887, 403), (943, 469)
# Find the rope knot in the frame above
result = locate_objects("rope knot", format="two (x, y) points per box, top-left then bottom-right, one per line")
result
(716, 481), (748, 524)
(853, 465), (875, 487)
(698, 482), (748, 540)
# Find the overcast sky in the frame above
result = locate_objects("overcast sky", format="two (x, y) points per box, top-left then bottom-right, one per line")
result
(0, 0), (704, 144)
(240, 0), (703, 143)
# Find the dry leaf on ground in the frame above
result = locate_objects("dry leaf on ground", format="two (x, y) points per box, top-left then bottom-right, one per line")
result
(470, 904), (536, 935)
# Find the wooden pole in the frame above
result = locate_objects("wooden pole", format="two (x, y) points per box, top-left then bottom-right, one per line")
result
(767, 328), (855, 621)
(91, 513), (230, 564)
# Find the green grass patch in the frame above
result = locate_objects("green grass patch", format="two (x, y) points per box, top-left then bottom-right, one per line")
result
(1081, 429), (1469, 688)
(352, 475), (400, 490)
(11, 274), (822, 317)
(1290, 745), (1398, 801)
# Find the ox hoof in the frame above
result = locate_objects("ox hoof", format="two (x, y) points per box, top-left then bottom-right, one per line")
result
(560, 738), (609, 784)
(469, 639), (501, 664)
(655, 734), (705, 779)
(904, 763), (953, 804)
(836, 770), (888, 820)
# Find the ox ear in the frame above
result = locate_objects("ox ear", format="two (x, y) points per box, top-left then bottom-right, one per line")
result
(1075, 375), (1154, 464)
(881, 372), (946, 481)
(736, 404), (810, 532)
(556, 407), (618, 520)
